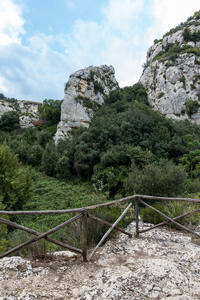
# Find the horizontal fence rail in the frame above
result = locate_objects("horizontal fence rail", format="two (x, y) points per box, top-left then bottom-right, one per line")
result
(0, 194), (200, 262)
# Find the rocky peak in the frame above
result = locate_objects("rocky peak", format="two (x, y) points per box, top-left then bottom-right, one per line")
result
(140, 11), (200, 123)
(54, 65), (118, 143)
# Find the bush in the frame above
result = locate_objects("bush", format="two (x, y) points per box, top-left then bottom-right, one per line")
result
(56, 156), (71, 179)
(140, 203), (166, 224)
(38, 131), (52, 148)
(0, 142), (32, 210)
(124, 159), (187, 197)
(42, 141), (58, 176)
(38, 99), (63, 126)
(0, 198), (9, 253)
(185, 98), (200, 118)
(28, 145), (43, 166)
(164, 201), (199, 228)
(0, 111), (20, 132)
(140, 201), (199, 228)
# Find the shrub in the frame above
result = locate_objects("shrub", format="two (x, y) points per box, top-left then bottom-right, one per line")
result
(158, 92), (165, 99)
(140, 203), (166, 224)
(56, 156), (71, 179)
(42, 141), (58, 176)
(140, 201), (199, 228)
(38, 131), (52, 148)
(0, 111), (20, 132)
(38, 99), (63, 126)
(32, 119), (46, 127)
(0, 142), (32, 210)
(0, 198), (9, 254)
(185, 98), (200, 117)
(124, 159), (187, 197)
(164, 201), (199, 228)
(93, 80), (104, 94)
(28, 145), (43, 166)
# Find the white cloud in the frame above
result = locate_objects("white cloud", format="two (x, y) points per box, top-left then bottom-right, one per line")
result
(0, 0), (200, 101)
(61, 0), (147, 87)
(0, 0), (25, 45)
(28, 33), (54, 50)
(151, 0), (200, 38)
(65, 0), (74, 8)
(102, 0), (144, 32)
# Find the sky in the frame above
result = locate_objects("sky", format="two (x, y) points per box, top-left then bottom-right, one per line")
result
(0, 0), (199, 102)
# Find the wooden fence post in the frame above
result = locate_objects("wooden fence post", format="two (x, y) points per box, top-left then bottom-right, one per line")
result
(82, 211), (88, 262)
(88, 203), (132, 262)
(135, 198), (139, 237)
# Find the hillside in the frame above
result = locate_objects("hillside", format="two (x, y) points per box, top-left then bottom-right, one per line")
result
(0, 220), (200, 299)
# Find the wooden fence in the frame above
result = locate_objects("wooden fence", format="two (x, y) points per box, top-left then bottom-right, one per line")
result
(0, 194), (200, 262)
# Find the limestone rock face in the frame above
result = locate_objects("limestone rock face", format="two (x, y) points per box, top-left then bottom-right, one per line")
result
(139, 18), (200, 123)
(54, 65), (118, 143)
(0, 99), (41, 128)
(18, 101), (41, 128)
(0, 100), (14, 116)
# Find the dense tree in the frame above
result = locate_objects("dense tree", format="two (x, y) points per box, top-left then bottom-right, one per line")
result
(180, 135), (200, 178)
(42, 141), (58, 176)
(124, 159), (187, 197)
(0, 111), (20, 132)
(38, 99), (63, 126)
(28, 145), (43, 166)
(0, 142), (32, 210)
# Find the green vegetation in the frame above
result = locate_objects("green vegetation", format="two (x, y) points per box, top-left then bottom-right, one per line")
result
(152, 44), (193, 63)
(1, 82), (200, 257)
(0, 142), (32, 210)
(185, 98), (200, 117)
(0, 111), (20, 132)
(151, 10), (200, 64)
(140, 201), (199, 228)
(38, 99), (63, 126)
(75, 95), (100, 110)
(180, 136), (200, 178)
(183, 27), (200, 42)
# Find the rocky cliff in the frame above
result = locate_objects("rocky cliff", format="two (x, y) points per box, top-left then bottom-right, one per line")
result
(54, 65), (118, 143)
(0, 99), (41, 128)
(139, 11), (200, 123)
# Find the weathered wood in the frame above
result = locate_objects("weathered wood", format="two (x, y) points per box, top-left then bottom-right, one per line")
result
(135, 198), (139, 237)
(139, 207), (200, 234)
(0, 195), (137, 215)
(136, 194), (200, 203)
(88, 203), (132, 262)
(0, 213), (83, 259)
(0, 194), (200, 216)
(82, 211), (88, 262)
(138, 199), (200, 239)
(0, 217), (82, 254)
(88, 213), (132, 237)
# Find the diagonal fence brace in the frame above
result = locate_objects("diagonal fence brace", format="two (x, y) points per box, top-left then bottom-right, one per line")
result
(0, 217), (83, 257)
(0, 213), (83, 259)
(138, 199), (200, 239)
(88, 203), (132, 262)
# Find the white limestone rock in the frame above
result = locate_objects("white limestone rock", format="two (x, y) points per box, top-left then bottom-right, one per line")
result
(54, 65), (118, 143)
(140, 19), (200, 123)
(0, 99), (41, 128)
(0, 100), (14, 117)
(18, 101), (42, 128)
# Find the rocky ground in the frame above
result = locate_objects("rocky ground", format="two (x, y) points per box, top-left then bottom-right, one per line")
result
(0, 221), (200, 300)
